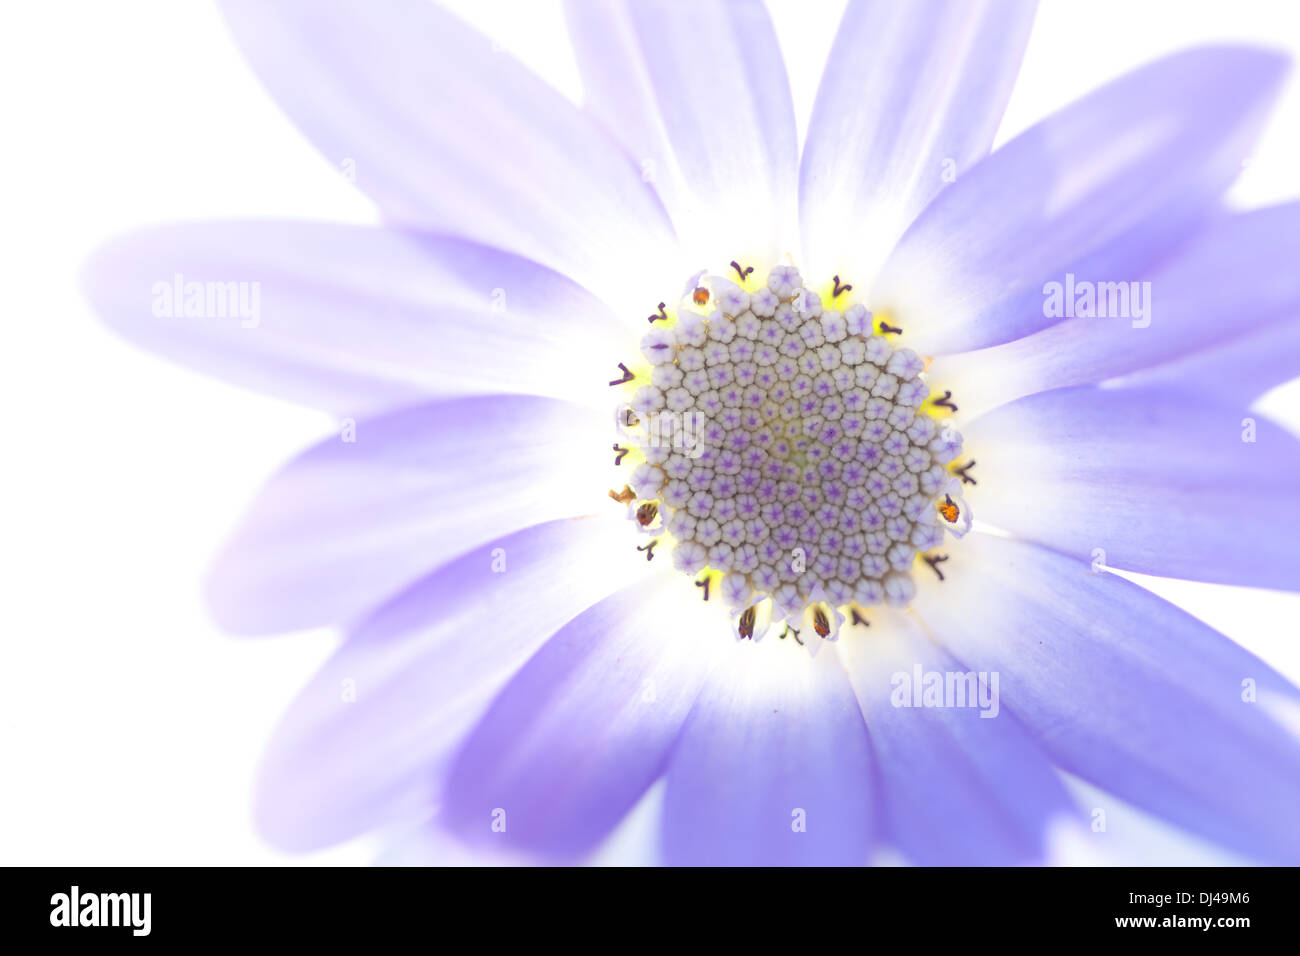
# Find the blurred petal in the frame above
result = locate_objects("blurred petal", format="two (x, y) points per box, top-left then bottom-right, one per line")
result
(800, 0), (1036, 286)
(255, 516), (654, 851)
(564, 0), (797, 265)
(661, 642), (874, 865)
(872, 46), (1289, 355)
(840, 609), (1075, 865)
(207, 395), (610, 634)
(83, 221), (635, 414)
(438, 573), (716, 860)
(963, 384), (1300, 590)
(913, 533), (1300, 863)
(930, 202), (1300, 418)
(220, 0), (681, 311)
(374, 816), (533, 866)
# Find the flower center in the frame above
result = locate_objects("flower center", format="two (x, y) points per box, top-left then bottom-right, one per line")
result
(612, 264), (972, 646)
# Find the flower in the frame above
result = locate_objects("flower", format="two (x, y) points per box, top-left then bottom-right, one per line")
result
(82, 0), (1300, 866)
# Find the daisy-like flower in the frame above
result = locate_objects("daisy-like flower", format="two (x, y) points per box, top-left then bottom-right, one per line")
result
(84, 0), (1300, 865)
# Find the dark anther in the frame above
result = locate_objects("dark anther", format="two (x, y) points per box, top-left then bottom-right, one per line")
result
(738, 606), (757, 640)
(695, 576), (711, 601)
(923, 553), (950, 581)
(953, 459), (977, 485)
(608, 363), (634, 386)
(635, 501), (659, 527)
(932, 390), (959, 413)
(613, 444), (629, 466)
(625, 409), (639, 427)
(730, 260), (754, 282)
(647, 302), (668, 323)
(831, 275), (852, 298)
(608, 485), (636, 505)
(637, 540), (658, 561)
(812, 607), (831, 637)
(850, 608), (869, 627)
(878, 320), (903, 335)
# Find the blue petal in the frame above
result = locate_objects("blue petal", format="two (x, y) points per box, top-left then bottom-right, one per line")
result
(963, 384), (1300, 590)
(564, 0), (797, 265)
(254, 517), (655, 851)
(82, 222), (635, 414)
(206, 395), (610, 634)
(661, 643), (875, 865)
(872, 46), (1289, 355)
(219, 0), (681, 312)
(438, 573), (713, 860)
(800, 0), (1037, 287)
(1126, 311), (1300, 409)
(930, 201), (1300, 419)
(840, 608), (1076, 865)
(912, 533), (1300, 863)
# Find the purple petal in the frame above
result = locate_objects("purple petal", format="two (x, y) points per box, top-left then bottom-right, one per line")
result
(207, 395), (610, 635)
(872, 46), (1289, 355)
(800, 0), (1036, 286)
(913, 533), (1300, 863)
(437, 573), (712, 860)
(931, 202), (1300, 418)
(661, 643), (874, 866)
(839, 609), (1075, 865)
(219, 0), (681, 311)
(963, 384), (1300, 590)
(83, 221), (636, 414)
(564, 0), (797, 265)
(254, 516), (653, 851)
(1125, 312), (1300, 408)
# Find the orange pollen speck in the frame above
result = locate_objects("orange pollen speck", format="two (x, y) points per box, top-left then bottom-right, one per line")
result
(812, 607), (831, 637)
(692, 287), (710, 305)
(938, 497), (959, 524)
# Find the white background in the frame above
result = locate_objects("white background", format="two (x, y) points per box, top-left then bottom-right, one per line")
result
(2, 0), (1299, 865)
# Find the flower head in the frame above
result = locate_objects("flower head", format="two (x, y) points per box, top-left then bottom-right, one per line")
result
(84, 0), (1300, 866)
